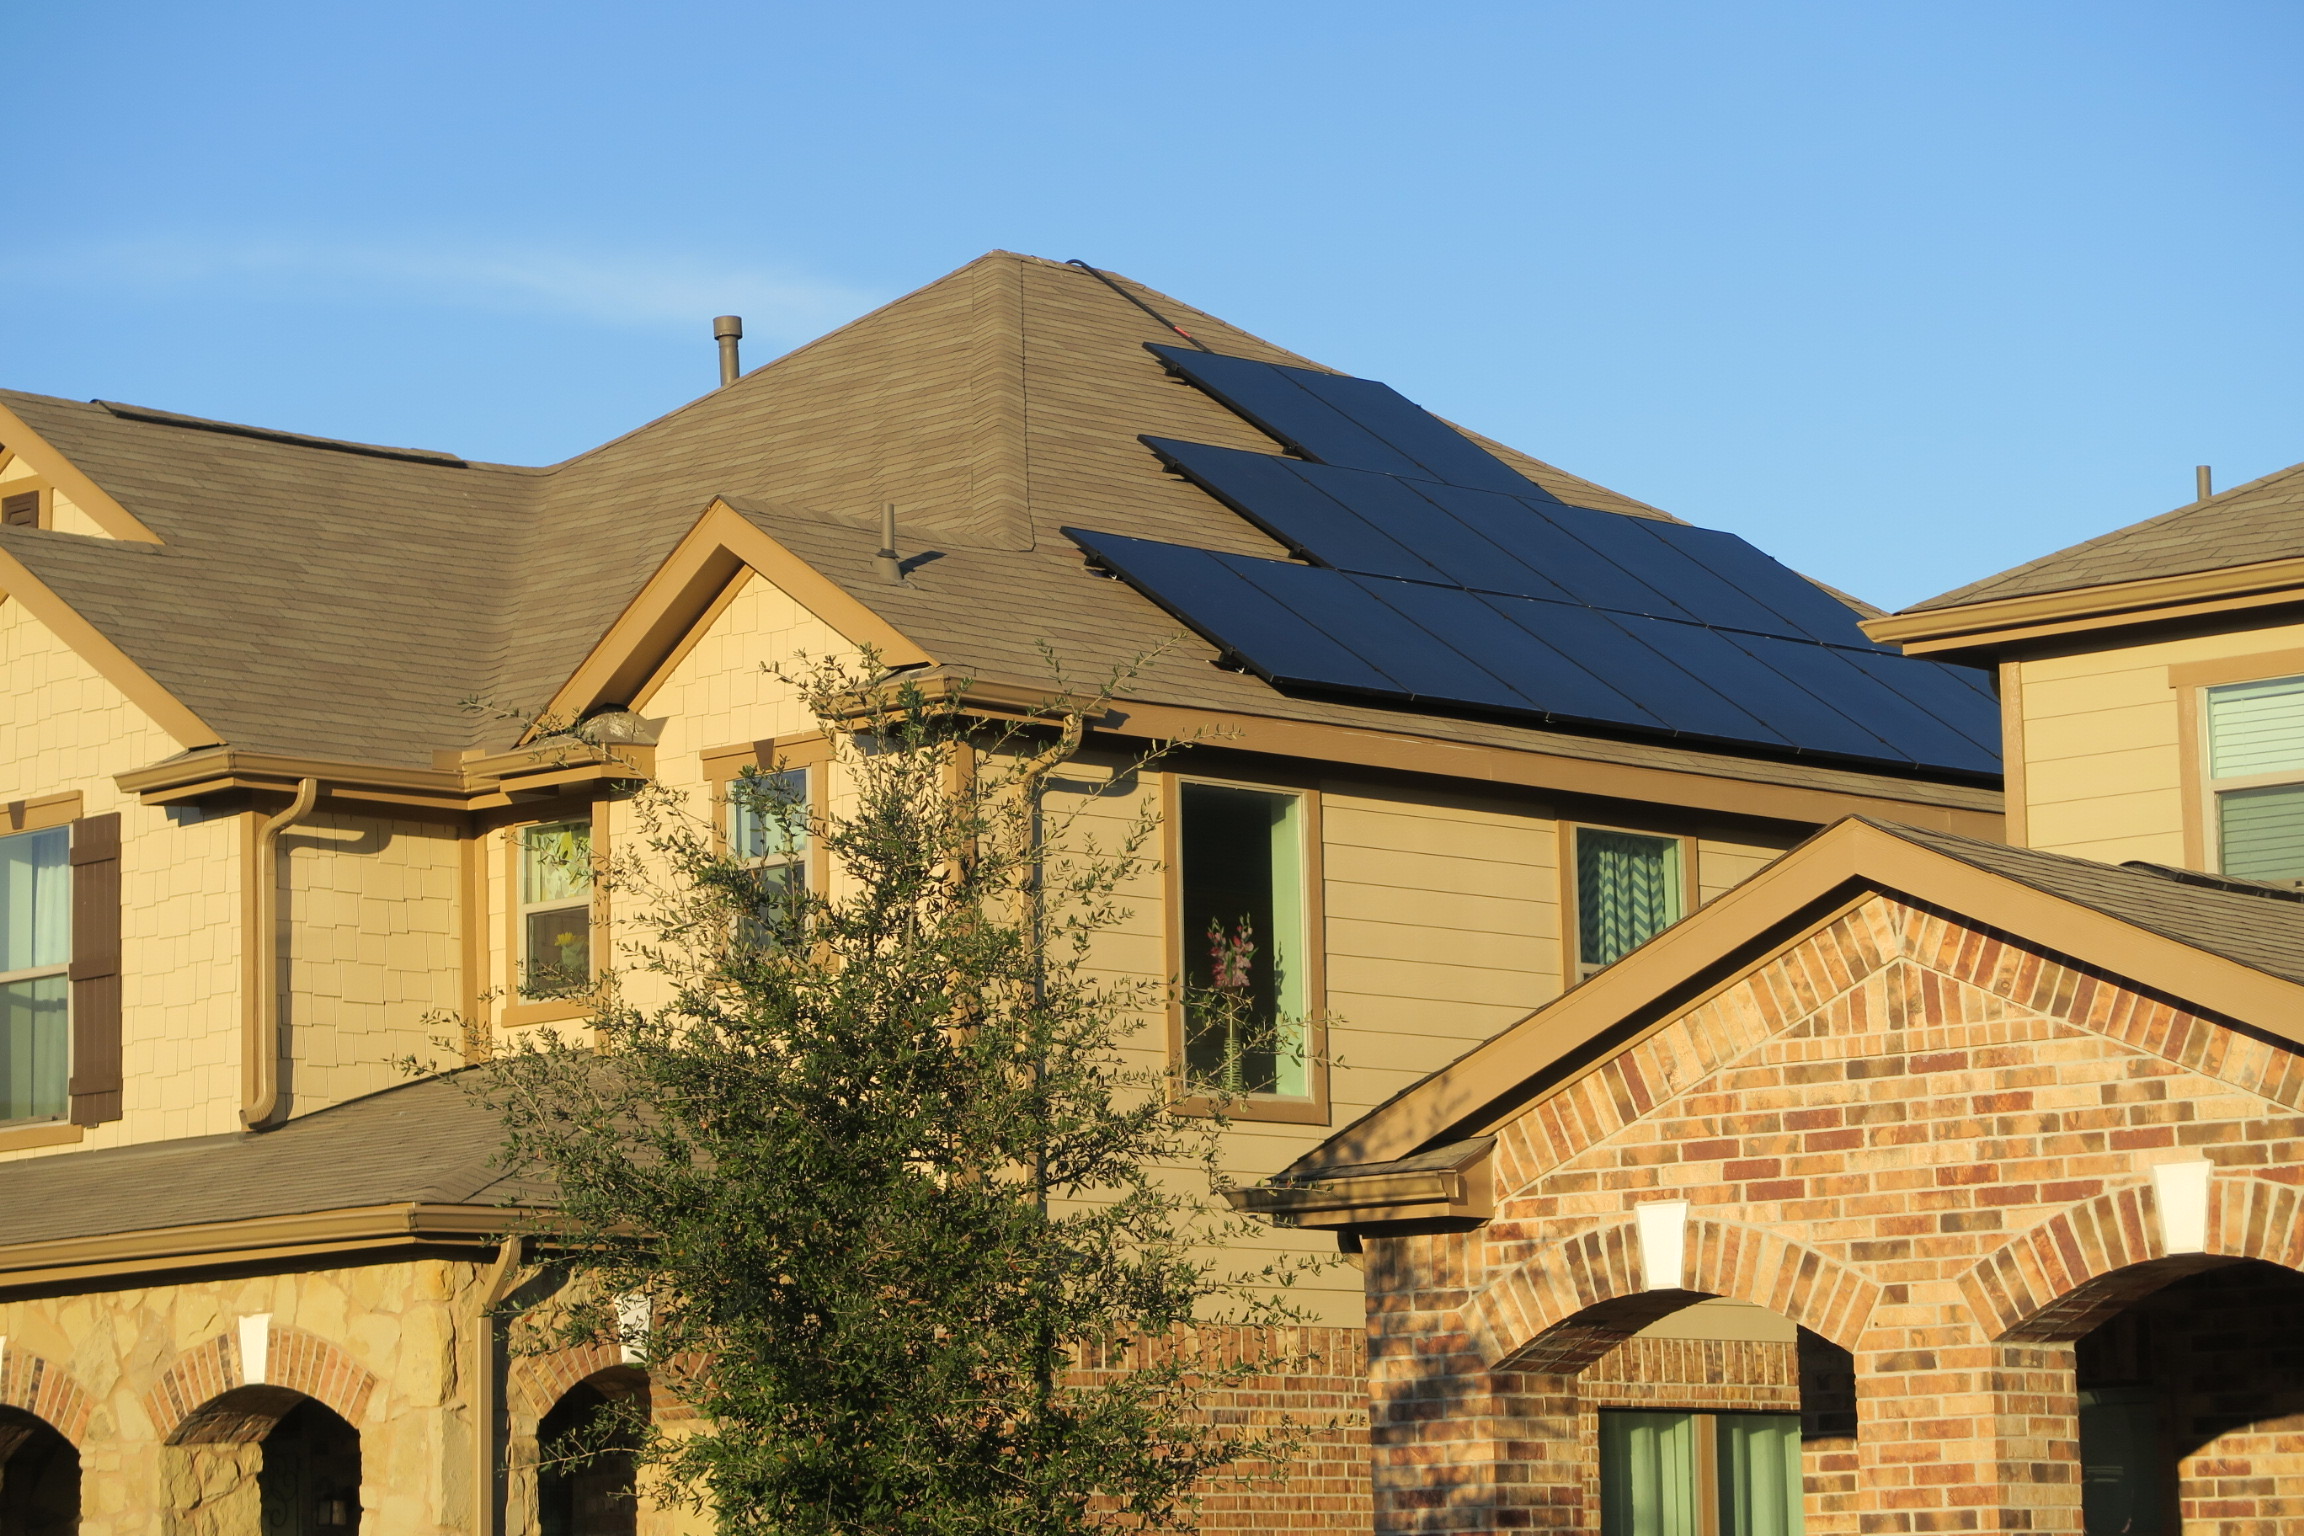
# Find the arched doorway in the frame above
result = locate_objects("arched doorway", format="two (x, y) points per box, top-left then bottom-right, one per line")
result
(165, 1386), (360, 1536)
(0, 1406), (78, 1536)
(2073, 1259), (2304, 1536)
(536, 1368), (644, 1536)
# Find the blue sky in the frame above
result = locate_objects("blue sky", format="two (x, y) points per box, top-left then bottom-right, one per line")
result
(9, 2), (2300, 609)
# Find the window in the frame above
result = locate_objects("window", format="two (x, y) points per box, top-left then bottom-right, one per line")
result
(1177, 781), (1310, 1099)
(730, 767), (811, 945)
(2204, 674), (2304, 880)
(1600, 1410), (1802, 1536)
(518, 820), (593, 999)
(0, 826), (71, 1122)
(1575, 828), (1687, 980)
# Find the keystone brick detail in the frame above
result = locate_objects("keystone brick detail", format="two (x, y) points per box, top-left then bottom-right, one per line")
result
(146, 1324), (379, 1443)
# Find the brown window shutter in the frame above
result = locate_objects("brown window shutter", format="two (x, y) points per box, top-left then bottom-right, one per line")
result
(67, 813), (123, 1126)
(1, 492), (37, 528)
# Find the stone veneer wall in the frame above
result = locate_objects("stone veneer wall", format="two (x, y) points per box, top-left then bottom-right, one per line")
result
(0, 1257), (488, 1536)
(1363, 894), (2304, 1536)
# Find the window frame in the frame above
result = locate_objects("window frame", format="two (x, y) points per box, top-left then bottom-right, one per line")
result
(0, 812), (75, 1129)
(701, 732), (833, 897)
(2170, 649), (2304, 875)
(1162, 767), (1328, 1126)
(496, 800), (608, 1030)
(1562, 821), (1699, 986)
(1596, 1407), (1804, 1536)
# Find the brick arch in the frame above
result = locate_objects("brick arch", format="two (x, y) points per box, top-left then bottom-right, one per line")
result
(146, 1323), (379, 1444)
(508, 1341), (629, 1421)
(1468, 1215), (1880, 1371)
(1962, 1175), (2304, 1342)
(0, 1344), (94, 1446)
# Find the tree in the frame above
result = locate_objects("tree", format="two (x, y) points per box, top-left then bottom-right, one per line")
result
(476, 658), (1319, 1536)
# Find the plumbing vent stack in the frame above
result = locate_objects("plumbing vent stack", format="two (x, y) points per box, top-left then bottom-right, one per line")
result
(714, 315), (744, 387)
(2198, 465), (2214, 502)
(875, 503), (904, 585)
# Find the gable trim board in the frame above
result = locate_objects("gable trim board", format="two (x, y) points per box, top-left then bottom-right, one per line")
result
(0, 400), (161, 544)
(1284, 816), (2304, 1179)
(537, 498), (936, 731)
(0, 551), (219, 750)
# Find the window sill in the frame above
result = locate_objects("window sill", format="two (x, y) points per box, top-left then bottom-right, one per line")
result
(1169, 1093), (1330, 1126)
(497, 997), (594, 1029)
(0, 1119), (83, 1153)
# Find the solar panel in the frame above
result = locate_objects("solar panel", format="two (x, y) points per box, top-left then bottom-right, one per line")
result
(1065, 527), (2002, 776)
(1147, 344), (1552, 496)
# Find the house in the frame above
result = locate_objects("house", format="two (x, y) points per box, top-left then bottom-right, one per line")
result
(0, 252), (2002, 1534)
(1242, 464), (2304, 1535)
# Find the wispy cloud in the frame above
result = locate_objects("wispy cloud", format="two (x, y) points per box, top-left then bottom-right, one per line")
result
(5, 235), (880, 337)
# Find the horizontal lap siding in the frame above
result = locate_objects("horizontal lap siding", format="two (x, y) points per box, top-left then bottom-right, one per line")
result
(2017, 620), (2304, 866)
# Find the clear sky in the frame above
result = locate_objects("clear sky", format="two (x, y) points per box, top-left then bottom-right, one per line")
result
(9, 2), (2300, 610)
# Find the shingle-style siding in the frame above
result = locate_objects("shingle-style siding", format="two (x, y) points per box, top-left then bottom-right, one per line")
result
(1364, 894), (2304, 1536)
(0, 596), (244, 1159)
(282, 809), (463, 1114)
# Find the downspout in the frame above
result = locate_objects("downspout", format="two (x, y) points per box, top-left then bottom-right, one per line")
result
(242, 777), (319, 1130)
(473, 1236), (524, 1536)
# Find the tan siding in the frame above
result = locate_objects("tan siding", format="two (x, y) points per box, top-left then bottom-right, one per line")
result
(0, 598), (242, 1157)
(2016, 619), (2304, 867)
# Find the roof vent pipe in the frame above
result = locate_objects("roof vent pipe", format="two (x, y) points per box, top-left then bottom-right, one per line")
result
(714, 315), (744, 387)
(875, 503), (903, 584)
(2197, 465), (2213, 502)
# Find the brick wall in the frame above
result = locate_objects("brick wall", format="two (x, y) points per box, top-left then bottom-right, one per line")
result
(1363, 895), (2304, 1536)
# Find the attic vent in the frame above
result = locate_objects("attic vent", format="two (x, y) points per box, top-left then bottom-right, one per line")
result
(94, 401), (468, 467)
(1, 492), (36, 528)
(2119, 859), (2304, 902)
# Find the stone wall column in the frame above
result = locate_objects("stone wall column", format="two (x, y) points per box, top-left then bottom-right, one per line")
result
(1854, 1341), (2081, 1535)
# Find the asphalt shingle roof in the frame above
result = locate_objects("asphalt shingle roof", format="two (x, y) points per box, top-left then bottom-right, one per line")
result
(1, 252), (1987, 811)
(1906, 461), (2304, 614)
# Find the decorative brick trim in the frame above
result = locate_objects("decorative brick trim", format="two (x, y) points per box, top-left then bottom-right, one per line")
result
(0, 1344), (94, 1445)
(1469, 1216), (1878, 1369)
(507, 1342), (629, 1420)
(146, 1324), (379, 1443)
(1962, 1176), (2304, 1342)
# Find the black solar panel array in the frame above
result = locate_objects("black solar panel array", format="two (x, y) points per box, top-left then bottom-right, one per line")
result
(1080, 350), (2001, 778)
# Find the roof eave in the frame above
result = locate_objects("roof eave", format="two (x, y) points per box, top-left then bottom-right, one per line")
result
(1866, 556), (2304, 658)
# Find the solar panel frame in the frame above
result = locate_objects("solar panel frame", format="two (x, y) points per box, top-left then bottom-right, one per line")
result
(1143, 347), (1435, 480)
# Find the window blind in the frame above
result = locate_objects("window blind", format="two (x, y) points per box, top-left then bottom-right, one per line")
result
(2218, 782), (2304, 881)
(2206, 674), (2304, 781)
(1600, 1412), (1699, 1536)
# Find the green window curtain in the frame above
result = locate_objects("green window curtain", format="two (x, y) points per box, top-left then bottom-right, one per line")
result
(1601, 1411), (1699, 1536)
(2206, 675), (2304, 780)
(1718, 1414), (1804, 1536)
(1578, 829), (1684, 970)
(0, 827), (69, 973)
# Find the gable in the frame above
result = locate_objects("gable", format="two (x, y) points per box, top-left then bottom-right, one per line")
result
(1490, 893), (2299, 1220)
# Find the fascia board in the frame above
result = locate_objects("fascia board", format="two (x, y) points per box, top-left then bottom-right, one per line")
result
(1865, 558), (2304, 655)
(0, 549), (219, 749)
(540, 499), (935, 729)
(0, 1202), (525, 1294)
(1297, 819), (2304, 1173)
(0, 401), (162, 544)
(1099, 699), (2004, 836)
